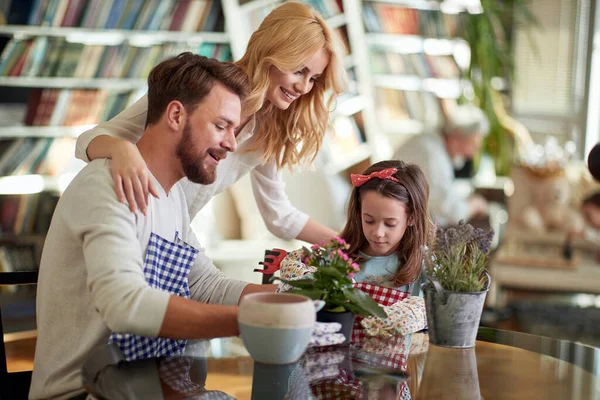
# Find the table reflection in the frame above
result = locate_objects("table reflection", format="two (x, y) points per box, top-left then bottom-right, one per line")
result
(83, 335), (416, 400)
(82, 329), (600, 400)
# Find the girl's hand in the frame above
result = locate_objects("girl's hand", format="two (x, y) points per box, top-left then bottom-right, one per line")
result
(111, 141), (160, 215)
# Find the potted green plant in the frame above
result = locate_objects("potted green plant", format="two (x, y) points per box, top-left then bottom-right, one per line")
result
(276, 237), (387, 344)
(423, 221), (495, 348)
(461, 0), (538, 176)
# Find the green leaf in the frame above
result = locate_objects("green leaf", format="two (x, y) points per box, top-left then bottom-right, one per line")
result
(342, 288), (387, 318)
(318, 266), (346, 279)
(324, 305), (347, 313)
(343, 302), (366, 315)
(279, 278), (316, 289)
(291, 288), (326, 300)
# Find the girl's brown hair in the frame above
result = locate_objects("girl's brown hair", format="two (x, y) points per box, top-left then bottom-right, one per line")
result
(235, 2), (347, 169)
(340, 160), (433, 286)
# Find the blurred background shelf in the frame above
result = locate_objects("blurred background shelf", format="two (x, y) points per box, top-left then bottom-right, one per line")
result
(0, 25), (230, 44)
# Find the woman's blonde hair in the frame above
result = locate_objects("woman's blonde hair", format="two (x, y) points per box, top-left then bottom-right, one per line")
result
(235, 2), (347, 169)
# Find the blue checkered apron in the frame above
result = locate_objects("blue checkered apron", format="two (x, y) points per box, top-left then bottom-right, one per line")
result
(108, 232), (199, 361)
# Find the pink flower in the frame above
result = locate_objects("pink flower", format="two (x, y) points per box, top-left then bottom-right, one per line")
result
(311, 244), (320, 250)
(348, 273), (355, 279)
(336, 249), (349, 261)
(352, 262), (360, 271)
(334, 237), (347, 245)
(303, 257), (310, 264)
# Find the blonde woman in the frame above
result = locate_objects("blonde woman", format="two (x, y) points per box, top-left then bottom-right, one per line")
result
(76, 2), (346, 244)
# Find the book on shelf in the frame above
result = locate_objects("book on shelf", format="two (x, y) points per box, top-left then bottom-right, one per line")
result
(0, 137), (76, 177)
(246, 0), (343, 30)
(362, 3), (464, 38)
(369, 50), (460, 79)
(0, 241), (39, 293)
(321, 112), (368, 166)
(22, 0), (224, 32)
(0, 37), (232, 79)
(0, 191), (59, 237)
(374, 87), (453, 126)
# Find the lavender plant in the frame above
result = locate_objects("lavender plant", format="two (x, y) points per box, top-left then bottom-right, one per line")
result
(425, 221), (495, 292)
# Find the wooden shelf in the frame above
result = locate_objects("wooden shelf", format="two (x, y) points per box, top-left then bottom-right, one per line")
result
(0, 125), (94, 138)
(333, 94), (369, 117)
(362, 0), (482, 13)
(326, 13), (347, 29)
(0, 77), (147, 89)
(0, 25), (229, 45)
(239, 0), (281, 13)
(372, 74), (464, 98)
(365, 33), (464, 56)
(324, 142), (371, 175)
(344, 54), (355, 69)
(0, 174), (77, 195)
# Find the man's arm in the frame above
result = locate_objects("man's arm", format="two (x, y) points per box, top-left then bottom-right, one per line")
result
(239, 283), (277, 302)
(76, 164), (238, 339)
(159, 295), (239, 338)
(186, 226), (276, 305)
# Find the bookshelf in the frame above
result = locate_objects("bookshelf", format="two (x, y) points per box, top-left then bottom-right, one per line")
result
(0, 0), (235, 290)
(345, 0), (482, 152)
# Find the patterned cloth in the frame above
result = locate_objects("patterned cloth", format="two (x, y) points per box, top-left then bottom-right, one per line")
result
(310, 322), (346, 347)
(305, 339), (411, 400)
(360, 297), (427, 338)
(351, 282), (410, 343)
(276, 249), (316, 293)
(158, 357), (235, 399)
(108, 232), (199, 361)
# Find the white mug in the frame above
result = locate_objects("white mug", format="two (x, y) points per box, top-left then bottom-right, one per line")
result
(238, 293), (322, 364)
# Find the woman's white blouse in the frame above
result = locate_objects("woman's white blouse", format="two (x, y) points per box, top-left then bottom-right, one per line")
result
(75, 94), (309, 240)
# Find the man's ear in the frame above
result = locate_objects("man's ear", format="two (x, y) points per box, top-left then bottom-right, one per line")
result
(165, 100), (186, 131)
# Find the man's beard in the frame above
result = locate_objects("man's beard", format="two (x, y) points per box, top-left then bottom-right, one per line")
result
(176, 122), (216, 185)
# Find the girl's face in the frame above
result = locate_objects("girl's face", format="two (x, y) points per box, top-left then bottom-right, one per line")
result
(266, 48), (329, 110)
(360, 191), (411, 257)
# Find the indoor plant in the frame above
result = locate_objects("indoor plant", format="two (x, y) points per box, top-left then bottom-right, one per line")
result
(277, 237), (386, 343)
(461, 0), (538, 176)
(423, 221), (495, 348)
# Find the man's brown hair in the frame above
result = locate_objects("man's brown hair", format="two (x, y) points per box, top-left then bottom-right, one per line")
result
(146, 52), (249, 126)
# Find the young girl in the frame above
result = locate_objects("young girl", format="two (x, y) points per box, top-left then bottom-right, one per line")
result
(75, 2), (347, 244)
(341, 160), (432, 295)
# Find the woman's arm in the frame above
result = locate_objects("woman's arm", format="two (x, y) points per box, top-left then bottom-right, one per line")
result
(249, 162), (337, 244)
(296, 218), (337, 244)
(76, 94), (149, 161)
(76, 94), (159, 214)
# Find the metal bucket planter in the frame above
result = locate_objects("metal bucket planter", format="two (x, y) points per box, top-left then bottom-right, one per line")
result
(422, 272), (491, 348)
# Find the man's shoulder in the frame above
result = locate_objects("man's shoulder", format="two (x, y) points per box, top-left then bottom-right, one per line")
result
(62, 159), (116, 200)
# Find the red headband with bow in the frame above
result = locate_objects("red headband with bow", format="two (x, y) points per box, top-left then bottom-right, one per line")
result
(350, 168), (400, 187)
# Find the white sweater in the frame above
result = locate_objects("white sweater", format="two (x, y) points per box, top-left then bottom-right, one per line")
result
(30, 159), (248, 400)
(75, 95), (309, 240)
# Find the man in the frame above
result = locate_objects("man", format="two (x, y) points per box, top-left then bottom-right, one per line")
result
(393, 104), (489, 226)
(30, 53), (272, 400)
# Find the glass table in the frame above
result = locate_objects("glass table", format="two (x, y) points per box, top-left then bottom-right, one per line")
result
(82, 328), (600, 399)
